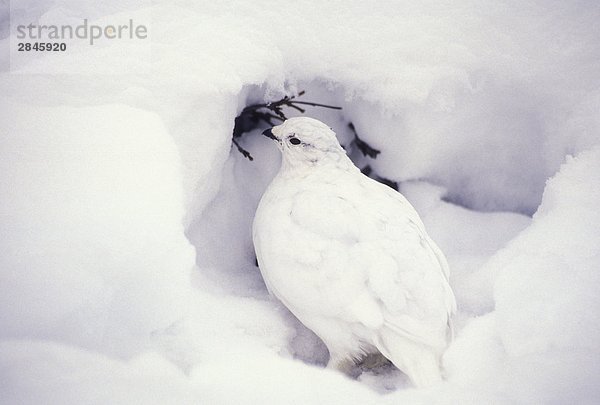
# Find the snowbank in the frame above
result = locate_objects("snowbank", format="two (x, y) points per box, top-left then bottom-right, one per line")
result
(444, 148), (600, 403)
(1, 0), (600, 403)
(494, 147), (600, 357)
(0, 101), (194, 357)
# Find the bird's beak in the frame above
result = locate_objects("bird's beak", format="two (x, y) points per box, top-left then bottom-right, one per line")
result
(262, 128), (277, 140)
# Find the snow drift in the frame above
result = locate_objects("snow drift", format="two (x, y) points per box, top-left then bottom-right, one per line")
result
(1, 0), (599, 403)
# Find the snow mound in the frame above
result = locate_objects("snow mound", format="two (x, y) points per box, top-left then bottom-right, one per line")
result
(494, 147), (600, 357)
(1, 0), (600, 403)
(440, 148), (600, 403)
(0, 101), (194, 357)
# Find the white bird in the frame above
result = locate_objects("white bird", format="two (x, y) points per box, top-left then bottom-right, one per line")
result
(253, 117), (456, 387)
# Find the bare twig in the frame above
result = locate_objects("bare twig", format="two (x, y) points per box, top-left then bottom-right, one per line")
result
(348, 122), (381, 158)
(232, 137), (254, 161)
(232, 92), (378, 166)
(231, 90), (344, 161)
(361, 165), (397, 190)
(291, 101), (342, 109)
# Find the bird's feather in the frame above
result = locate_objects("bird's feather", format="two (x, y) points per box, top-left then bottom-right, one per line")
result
(253, 117), (456, 387)
(282, 171), (454, 349)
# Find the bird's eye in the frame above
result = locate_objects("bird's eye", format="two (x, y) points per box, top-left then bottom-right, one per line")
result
(289, 137), (301, 145)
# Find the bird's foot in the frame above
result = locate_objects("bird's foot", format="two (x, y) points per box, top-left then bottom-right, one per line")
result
(327, 356), (361, 379)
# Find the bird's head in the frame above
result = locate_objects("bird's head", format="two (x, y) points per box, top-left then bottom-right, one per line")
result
(262, 117), (348, 168)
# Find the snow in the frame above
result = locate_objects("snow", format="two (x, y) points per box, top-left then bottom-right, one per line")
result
(1, 0), (600, 403)
(494, 148), (600, 357)
(0, 101), (194, 357)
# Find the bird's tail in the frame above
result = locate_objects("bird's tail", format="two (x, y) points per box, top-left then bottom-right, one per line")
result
(376, 327), (442, 388)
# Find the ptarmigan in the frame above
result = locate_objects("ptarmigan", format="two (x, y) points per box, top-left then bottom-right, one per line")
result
(253, 117), (456, 387)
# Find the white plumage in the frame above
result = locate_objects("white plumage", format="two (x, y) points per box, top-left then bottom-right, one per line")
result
(253, 117), (456, 387)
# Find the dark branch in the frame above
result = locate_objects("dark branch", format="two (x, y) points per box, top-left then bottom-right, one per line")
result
(360, 165), (397, 190)
(291, 101), (342, 110)
(231, 138), (254, 161)
(231, 90), (343, 161)
(288, 104), (306, 113)
(348, 122), (381, 158)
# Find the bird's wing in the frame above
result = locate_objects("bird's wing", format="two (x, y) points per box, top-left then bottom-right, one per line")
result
(289, 172), (455, 350)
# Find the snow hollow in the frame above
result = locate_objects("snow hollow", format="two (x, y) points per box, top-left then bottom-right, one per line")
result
(1, 1), (599, 403)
